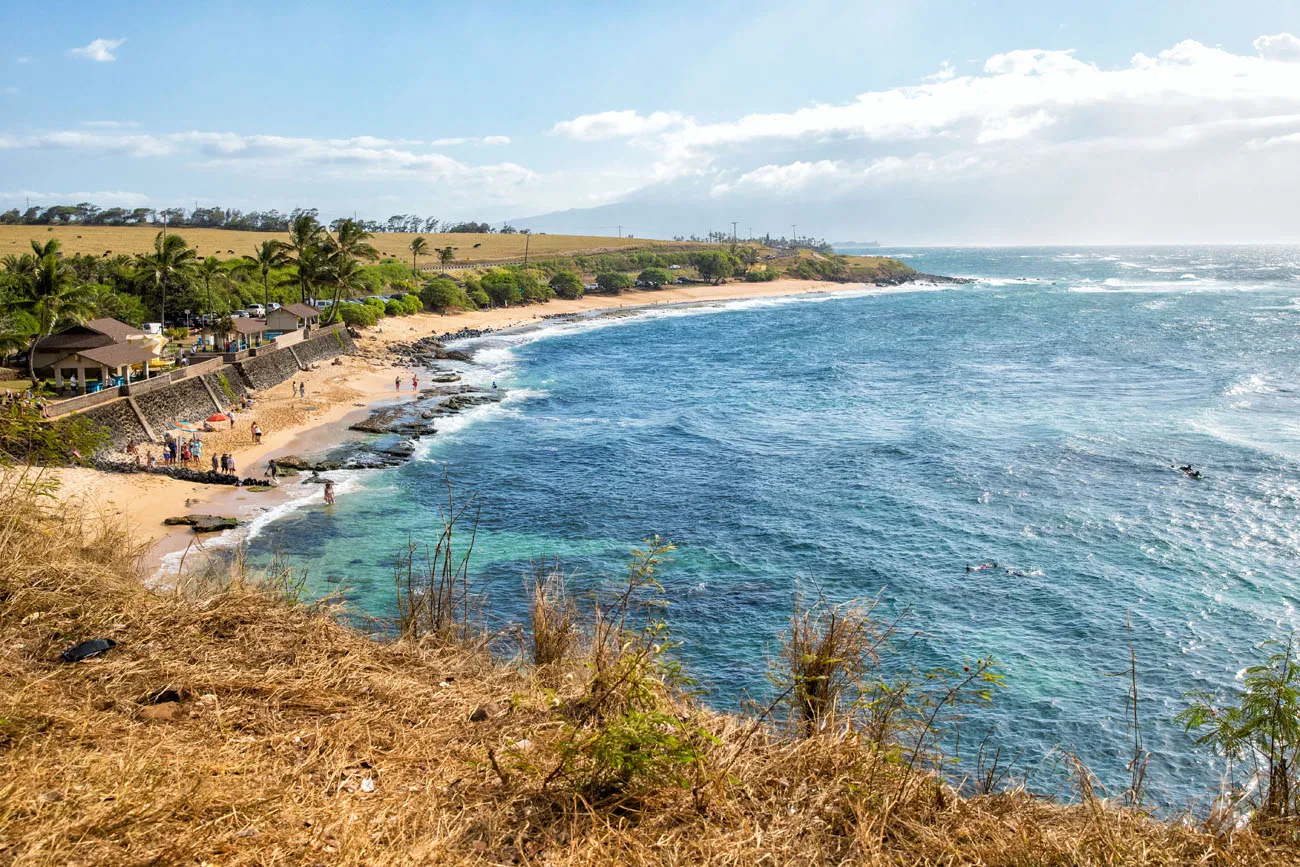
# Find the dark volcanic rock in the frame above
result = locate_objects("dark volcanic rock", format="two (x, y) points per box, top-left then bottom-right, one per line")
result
(163, 514), (239, 532)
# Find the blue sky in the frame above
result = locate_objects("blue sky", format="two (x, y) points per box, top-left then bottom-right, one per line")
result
(2, 1), (1299, 242)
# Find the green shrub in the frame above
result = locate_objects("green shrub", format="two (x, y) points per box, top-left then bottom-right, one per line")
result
(420, 278), (472, 312)
(595, 272), (634, 294)
(637, 267), (671, 288)
(385, 299), (404, 317)
(745, 269), (780, 282)
(517, 269), (554, 303)
(401, 294), (423, 315)
(548, 270), (584, 300)
(333, 303), (378, 327)
(481, 269), (522, 307)
(469, 288), (490, 309)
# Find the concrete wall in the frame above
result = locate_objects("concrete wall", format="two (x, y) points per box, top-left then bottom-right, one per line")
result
(234, 326), (354, 390)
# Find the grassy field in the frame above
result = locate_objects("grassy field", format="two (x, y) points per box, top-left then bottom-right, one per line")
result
(0, 225), (689, 264)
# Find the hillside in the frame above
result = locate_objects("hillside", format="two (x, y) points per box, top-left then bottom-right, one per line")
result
(0, 475), (1293, 865)
(0, 225), (692, 265)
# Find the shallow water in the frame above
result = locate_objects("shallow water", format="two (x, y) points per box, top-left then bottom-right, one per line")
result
(245, 245), (1300, 809)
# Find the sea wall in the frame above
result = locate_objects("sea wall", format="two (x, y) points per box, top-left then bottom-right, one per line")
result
(235, 327), (355, 390)
(83, 398), (150, 452)
(134, 377), (222, 441)
(79, 326), (353, 454)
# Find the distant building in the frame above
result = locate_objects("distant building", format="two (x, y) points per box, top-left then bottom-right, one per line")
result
(265, 302), (320, 335)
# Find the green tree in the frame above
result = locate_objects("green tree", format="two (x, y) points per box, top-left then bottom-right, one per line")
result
(420, 277), (471, 312)
(438, 245), (455, 266)
(134, 231), (197, 324)
(481, 268), (522, 307)
(197, 256), (229, 315)
(693, 251), (737, 285)
(595, 272), (634, 294)
(637, 267), (671, 288)
(517, 269), (553, 303)
(284, 213), (325, 304)
(549, 270), (584, 300)
(1179, 633), (1300, 819)
(320, 219), (379, 324)
(13, 240), (95, 384)
(409, 235), (429, 275)
(240, 240), (291, 312)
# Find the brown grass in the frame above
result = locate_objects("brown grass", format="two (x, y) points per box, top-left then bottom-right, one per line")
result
(1, 471), (1298, 865)
(0, 225), (691, 264)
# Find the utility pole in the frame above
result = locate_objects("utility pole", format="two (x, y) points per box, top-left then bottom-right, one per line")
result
(731, 221), (738, 243)
(523, 232), (530, 266)
(617, 224), (623, 238)
(791, 224), (797, 246)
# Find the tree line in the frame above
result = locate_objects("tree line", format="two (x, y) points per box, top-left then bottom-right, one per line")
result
(0, 202), (526, 236)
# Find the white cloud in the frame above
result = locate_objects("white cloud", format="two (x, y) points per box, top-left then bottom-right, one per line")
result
(551, 110), (688, 140)
(924, 61), (955, 82)
(15, 57), (31, 64)
(1255, 33), (1300, 62)
(68, 38), (125, 62)
(429, 134), (512, 146)
(83, 120), (139, 129)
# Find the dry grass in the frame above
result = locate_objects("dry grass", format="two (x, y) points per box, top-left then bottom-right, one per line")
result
(2, 473), (1298, 865)
(0, 225), (689, 264)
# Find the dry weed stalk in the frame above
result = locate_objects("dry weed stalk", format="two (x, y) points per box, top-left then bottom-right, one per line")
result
(527, 562), (578, 668)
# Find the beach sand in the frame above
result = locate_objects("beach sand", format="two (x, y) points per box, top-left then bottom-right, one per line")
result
(36, 278), (863, 570)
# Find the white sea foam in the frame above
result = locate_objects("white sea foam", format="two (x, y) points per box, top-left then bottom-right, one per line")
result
(1223, 373), (1274, 397)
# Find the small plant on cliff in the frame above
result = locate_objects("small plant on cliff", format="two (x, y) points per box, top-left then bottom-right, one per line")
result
(1179, 632), (1300, 821)
(0, 397), (106, 466)
(526, 564), (578, 668)
(541, 539), (718, 805)
(215, 372), (237, 403)
(392, 474), (482, 643)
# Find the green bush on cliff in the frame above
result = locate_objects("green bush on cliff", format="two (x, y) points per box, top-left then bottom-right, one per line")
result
(548, 270), (584, 299)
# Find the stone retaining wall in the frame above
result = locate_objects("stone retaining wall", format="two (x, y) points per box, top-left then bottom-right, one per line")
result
(83, 398), (150, 452)
(79, 327), (353, 454)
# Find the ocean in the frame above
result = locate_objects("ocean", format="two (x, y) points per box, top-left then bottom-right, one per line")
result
(236, 245), (1300, 809)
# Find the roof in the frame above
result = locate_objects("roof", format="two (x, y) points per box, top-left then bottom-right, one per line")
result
(279, 303), (320, 319)
(71, 343), (159, 368)
(231, 318), (268, 335)
(83, 318), (145, 341)
(34, 318), (144, 353)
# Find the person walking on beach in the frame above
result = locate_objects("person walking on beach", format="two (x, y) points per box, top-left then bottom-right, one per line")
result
(323, 479), (336, 505)
(300, 381), (307, 398)
(253, 423), (263, 445)
(395, 375), (402, 392)
(266, 458), (279, 479)
(412, 374), (418, 391)
(227, 454), (236, 475)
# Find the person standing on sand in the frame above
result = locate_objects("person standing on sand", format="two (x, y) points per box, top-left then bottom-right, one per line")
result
(412, 374), (418, 390)
(324, 480), (336, 505)
(211, 454), (219, 473)
(395, 375), (401, 392)
(300, 381), (307, 398)
(228, 454), (236, 475)
(253, 423), (263, 445)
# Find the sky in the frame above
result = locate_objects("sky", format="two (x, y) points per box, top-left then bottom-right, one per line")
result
(1, 1), (1299, 244)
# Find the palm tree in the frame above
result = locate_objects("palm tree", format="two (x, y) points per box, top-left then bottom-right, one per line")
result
(284, 213), (325, 304)
(409, 235), (429, 275)
(135, 232), (196, 325)
(240, 240), (291, 312)
(197, 256), (229, 315)
(320, 219), (379, 324)
(14, 241), (95, 385)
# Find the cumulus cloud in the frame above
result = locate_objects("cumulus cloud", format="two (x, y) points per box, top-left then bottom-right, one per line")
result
(1255, 33), (1300, 62)
(551, 110), (688, 140)
(68, 38), (125, 62)
(429, 134), (512, 146)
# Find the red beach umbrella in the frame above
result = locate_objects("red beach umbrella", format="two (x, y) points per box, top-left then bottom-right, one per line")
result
(207, 413), (229, 423)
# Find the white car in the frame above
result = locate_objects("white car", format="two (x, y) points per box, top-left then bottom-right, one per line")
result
(142, 322), (163, 335)
(247, 305), (266, 317)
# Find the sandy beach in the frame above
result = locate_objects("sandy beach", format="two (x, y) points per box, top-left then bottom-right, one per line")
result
(39, 278), (861, 570)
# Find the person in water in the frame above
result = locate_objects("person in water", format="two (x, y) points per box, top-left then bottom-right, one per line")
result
(323, 480), (336, 505)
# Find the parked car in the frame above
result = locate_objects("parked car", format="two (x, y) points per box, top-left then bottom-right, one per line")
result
(247, 304), (266, 317)
(142, 322), (163, 335)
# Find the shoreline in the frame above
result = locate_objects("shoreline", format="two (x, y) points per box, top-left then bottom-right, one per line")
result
(42, 277), (915, 573)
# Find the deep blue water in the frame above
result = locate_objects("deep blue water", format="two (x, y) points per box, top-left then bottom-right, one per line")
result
(241, 246), (1300, 809)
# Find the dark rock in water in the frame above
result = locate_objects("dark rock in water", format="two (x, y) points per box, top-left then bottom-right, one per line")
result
(164, 514), (239, 532)
(313, 460), (343, 471)
(60, 638), (117, 662)
(277, 467), (300, 477)
(342, 451), (407, 470)
(275, 454), (312, 470)
(384, 440), (417, 458)
(428, 372), (460, 383)
(433, 348), (472, 362)
(303, 473), (330, 485)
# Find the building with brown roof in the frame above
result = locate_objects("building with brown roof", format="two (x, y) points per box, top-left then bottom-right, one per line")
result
(266, 303), (320, 335)
(32, 318), (159, 394)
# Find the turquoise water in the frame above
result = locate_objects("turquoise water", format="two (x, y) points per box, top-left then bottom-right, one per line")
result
(246, 246), (1300, 808)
